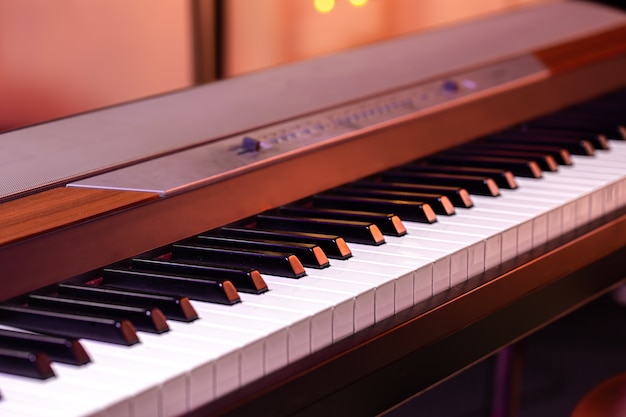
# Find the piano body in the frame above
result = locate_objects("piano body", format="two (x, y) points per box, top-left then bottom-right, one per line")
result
(1, 1), (626, 416)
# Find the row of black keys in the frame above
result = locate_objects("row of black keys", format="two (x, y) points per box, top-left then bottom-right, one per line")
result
(0, 89), (624, 382)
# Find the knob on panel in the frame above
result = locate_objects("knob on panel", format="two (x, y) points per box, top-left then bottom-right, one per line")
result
(442, 79), (460, 93)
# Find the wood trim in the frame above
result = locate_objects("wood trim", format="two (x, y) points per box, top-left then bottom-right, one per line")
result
(535, 24), (626, 74)
(0, 188), (159, 246)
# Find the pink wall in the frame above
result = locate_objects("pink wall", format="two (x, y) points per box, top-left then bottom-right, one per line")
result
(0, 0), (553, 131)
(0, 0), (194, 131)
(224, 0), (552, 76)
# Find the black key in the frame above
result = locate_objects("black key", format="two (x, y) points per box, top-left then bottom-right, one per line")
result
(171, 244), (306, 279)
(380, 171), (500, 196)
(551, 112), (626, 137)
(0, 347), (54, 379)
(278, 205), (407, 236)
(0, 305), (139, 346)
(57, 283), (198, 322)
(325, 186), (455, 215)
(444, 146), (558, 171)
(102, 268), (241, 305)
(460, 142), (573, 165)
(219, 227), (352, 260)
(399, 163), (517, 189)
(523, 126), (610, 150)
(488, 133), (595, 156)
(255, 214), (385, 246)
(609, 125), (625, 140)
(312, 194), (437, 223)
(0, 328), (90, 365)
(427, 154), (543, 178)
(131, 257), (268, 294)
(530, 113), (624, 138)
(194, 235), (330, 269)
(349, 180), (474, 208)
(527, 112), (607, 128)
(555, 108), (625, 139)
(538, 104), (625, 123)
(27, 294), (169, 334)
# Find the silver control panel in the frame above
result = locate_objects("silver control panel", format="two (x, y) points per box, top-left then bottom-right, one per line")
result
(69, 55), (547, 196)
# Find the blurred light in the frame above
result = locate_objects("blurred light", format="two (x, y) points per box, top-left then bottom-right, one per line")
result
(349, 0), (368, 6)
(314, 0), (335, 13)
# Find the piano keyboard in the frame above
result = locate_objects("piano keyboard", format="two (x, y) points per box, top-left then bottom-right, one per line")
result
(1, 2), (626, 416)
(1, 86), (625, 416)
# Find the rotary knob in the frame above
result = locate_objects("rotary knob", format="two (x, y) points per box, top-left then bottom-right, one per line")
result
(442, 79), (459, 93)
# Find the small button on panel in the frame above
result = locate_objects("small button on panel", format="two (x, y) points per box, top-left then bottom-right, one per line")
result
(442, 79), (460, 93)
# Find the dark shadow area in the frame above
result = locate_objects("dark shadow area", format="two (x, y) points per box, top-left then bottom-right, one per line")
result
(386, 292), (626, 416)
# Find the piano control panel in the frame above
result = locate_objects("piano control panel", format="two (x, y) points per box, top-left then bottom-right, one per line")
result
(69, 55), (547, 197)
(3, 0), (624, 204)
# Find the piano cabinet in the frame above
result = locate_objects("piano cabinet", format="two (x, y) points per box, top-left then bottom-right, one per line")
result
(1, 2), (626, 416)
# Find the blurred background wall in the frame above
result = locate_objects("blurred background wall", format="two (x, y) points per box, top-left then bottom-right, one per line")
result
(1, 0), (557, 131)
(0, 0), (193, 130)
(223, 0), (552, 76)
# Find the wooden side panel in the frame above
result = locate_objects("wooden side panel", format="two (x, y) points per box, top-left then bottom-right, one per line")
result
(0, 188), (159, 246)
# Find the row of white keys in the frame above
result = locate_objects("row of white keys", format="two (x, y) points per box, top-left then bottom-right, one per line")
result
(191, 295), (315, 391)
(0, 195), (620, 417)
(0, 201), (520, 417)
(191, 257), (415, 383)
(358, 143), (626, 299)
(186, 249), (430, 404)
(0, 297), (294, 416)
(312, 258), (414, 321)
(177, 149), (626, 405)
(261, 273), (372, 339)
(0, 320), (253, 417)
(251, 164), (590, 368)
(0, 295), (325, 417)
(270, 151), (626, 320)
(0, 253), (419, 417)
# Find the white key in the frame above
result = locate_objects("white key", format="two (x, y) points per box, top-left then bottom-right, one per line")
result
(0, 368), (133, 417)
(85, 333), (228, 416)
(385, 234), (469, 289)
(315, 258), (412, 321)
(263, 274), (373, 337)
(193, 295), (313, 372)
(248, 278), (351, 347)
(399, 224), (486, 278)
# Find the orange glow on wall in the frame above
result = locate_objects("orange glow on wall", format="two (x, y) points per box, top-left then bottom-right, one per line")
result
(349, 0), (369, 7)
(224, 0), (552, 77)
(0, 1), (193, 131)
(314, 0), (336, 14)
